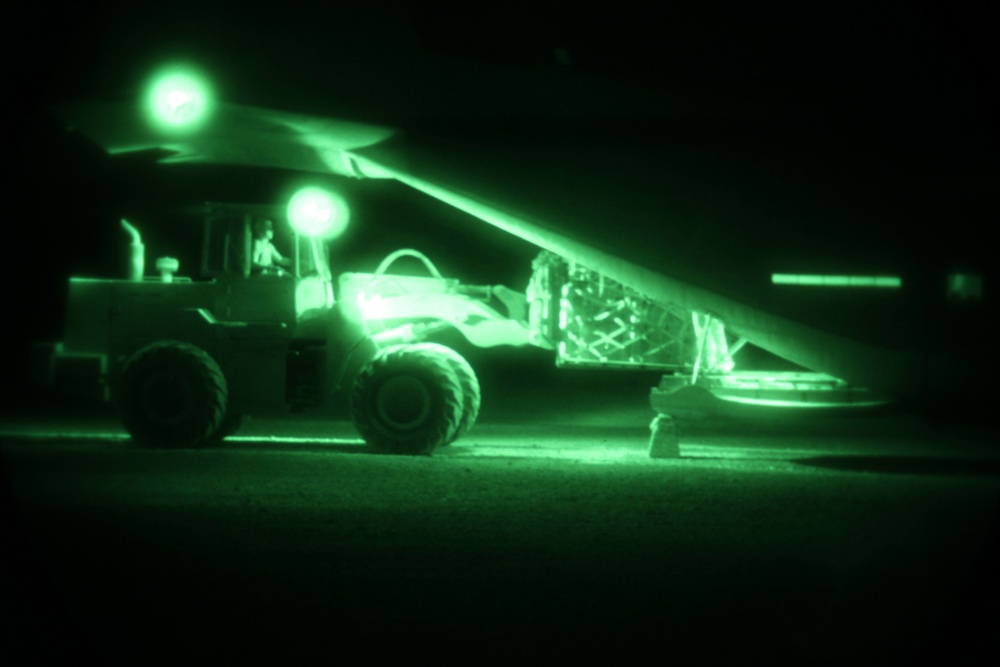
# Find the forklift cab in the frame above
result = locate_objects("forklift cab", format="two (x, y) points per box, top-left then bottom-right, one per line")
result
(200, 202), (334, 322)
(200, 203), (329, 279)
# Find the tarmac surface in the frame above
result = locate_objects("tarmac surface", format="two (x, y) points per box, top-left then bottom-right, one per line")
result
(2, 378), (998, 665)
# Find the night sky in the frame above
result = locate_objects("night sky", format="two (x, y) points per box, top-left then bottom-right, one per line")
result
(5, 0), (997, 395)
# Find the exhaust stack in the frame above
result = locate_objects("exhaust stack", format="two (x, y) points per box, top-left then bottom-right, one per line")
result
(121, 219), (144, 281)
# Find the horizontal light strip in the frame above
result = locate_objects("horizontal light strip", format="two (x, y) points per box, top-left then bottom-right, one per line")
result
(715, 395), (893, 408)
(771, 274), (901, 288)
(0, 431), (361, 445)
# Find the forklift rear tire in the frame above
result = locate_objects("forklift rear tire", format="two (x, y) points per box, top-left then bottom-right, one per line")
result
(350, 344), (464, 455)
(213, 413), (247, 442)
(117, 341), (228, 448)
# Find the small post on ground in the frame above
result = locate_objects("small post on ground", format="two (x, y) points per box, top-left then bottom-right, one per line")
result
(648, 413), (681, 458)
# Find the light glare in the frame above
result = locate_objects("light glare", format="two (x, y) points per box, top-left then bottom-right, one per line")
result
(144, 64), (214, 133)
(287, 186), (349, 238)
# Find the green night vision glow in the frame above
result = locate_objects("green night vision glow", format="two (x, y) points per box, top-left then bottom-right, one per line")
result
(947, 273), (983, 301)
(772, 274), (901, 288)
(287, 187), (349, 238)
(144, 65), (214, 133)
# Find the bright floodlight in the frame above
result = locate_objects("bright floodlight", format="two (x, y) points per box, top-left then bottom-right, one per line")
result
(287, 187), (349, 238)
(144, 64), (214, 133)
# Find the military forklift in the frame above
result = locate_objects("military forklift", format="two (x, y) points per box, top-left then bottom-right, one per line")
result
(36, 196), (857, 458)
(33, 200), (538, 455)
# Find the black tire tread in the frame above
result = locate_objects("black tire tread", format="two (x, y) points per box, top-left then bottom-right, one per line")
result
(426, 345), (480, 444)
(350, 343), (463, 455)
(118, 341), (227, 448)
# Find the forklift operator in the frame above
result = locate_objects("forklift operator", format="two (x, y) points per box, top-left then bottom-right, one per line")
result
(251, 218), (292, 275)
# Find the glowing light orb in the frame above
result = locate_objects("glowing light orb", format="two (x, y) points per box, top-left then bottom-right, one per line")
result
(144, 64), (214, 133)
(287, 186), (349, 238)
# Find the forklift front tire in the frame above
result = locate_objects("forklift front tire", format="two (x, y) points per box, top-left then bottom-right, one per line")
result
(430, 345), (481, 444)
(350, 344), (464, 455)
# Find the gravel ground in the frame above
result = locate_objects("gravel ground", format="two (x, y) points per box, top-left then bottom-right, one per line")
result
(2, 381), (998, 665)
